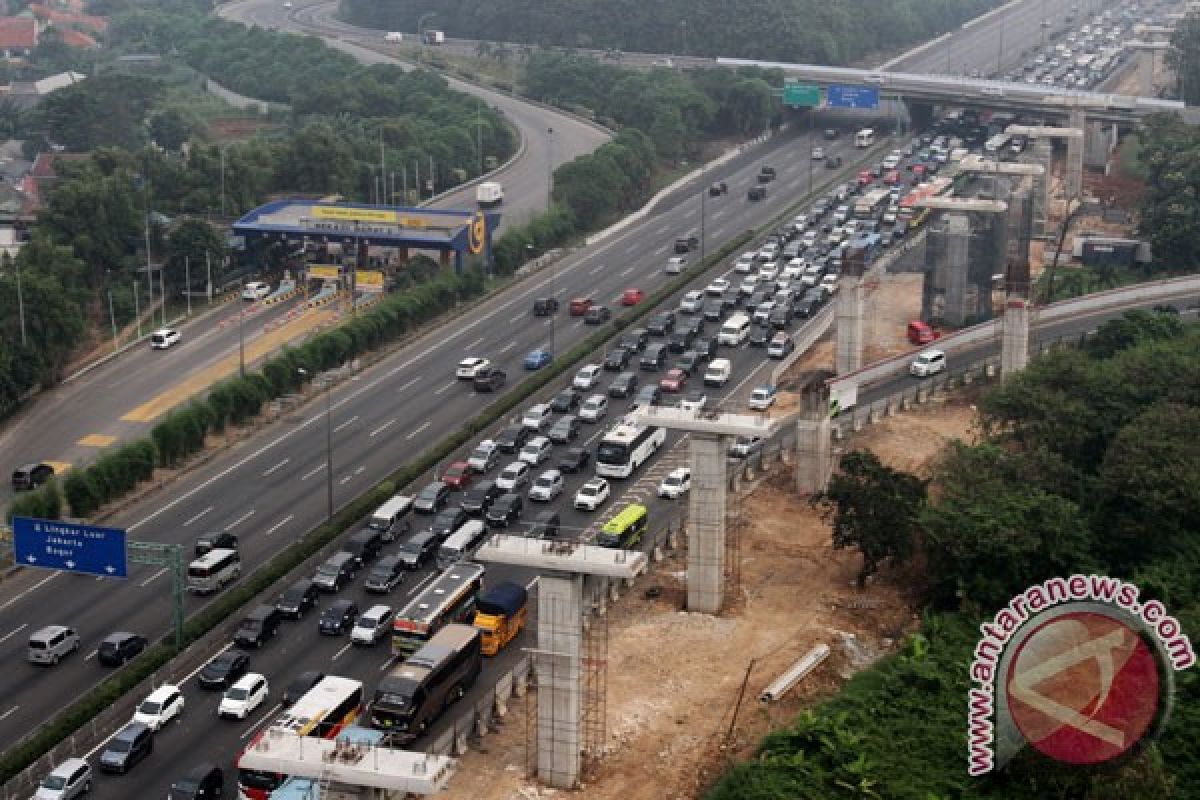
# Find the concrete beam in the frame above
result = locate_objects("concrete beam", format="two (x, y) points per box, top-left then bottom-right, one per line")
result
(957, 155), (1045, 176)
(475, 535), (647, 579)
(919, 197), (1008, 213)
(1005, 124), (1084, 139)
(631, 406), (778, 437)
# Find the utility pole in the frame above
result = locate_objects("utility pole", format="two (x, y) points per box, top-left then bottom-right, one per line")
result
(134, 284), (141, 338)
(108, 287), (118, 351)
(185, 256), (191, 316)
(699, 188), (706, 268)
(15, 259), (26, 346)
(546, 127), (554, 208)
(238, 279), (246, 378)
(477, 100), (484, 176)
(159, 263), (166, 326)
(220, 146), (227, 218)
(205, 251), (213, 304)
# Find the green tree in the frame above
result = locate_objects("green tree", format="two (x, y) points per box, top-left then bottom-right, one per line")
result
(166, 219), (225, 295)
(148, 109), (192, 153)
(812, 450), (925, 589)
(1168, 11), (1200, 104)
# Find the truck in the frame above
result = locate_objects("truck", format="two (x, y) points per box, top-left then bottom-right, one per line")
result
(422, 29), (445, 45)
(472, 582), (528, 656)
(384, 31), (403, 43)
(476, 181), (504, 208)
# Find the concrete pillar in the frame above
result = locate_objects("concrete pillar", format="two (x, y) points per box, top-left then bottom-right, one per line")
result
(1032, 140), (1052, 236)
(536, 573), (584, 789)
(794, 414), (833, 493)
(941, 213), (972, 327)
(834, 274), (865, 375)
(1001, 296), (1030, 378)
(1084, 120), (1109, 170)
(1066, 109), (1085, 200)
(1138, 49), (1155, 96)
(686, 433), (725, 614)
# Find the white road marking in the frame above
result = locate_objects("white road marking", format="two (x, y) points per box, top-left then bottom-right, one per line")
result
(332, 643), (353, 661)
(379, 655), (398, 671)
(466, 336), (486, 350)
(301, 463), (325, 481)
(182, 506), (213, 527)
(396, 376), (422, 393)
(370, 418), (397, 437)
(509, 312), (525, 324)
(140, 568), (167, 587)
(261, 458), (290, 477)
(590, 264), (605, 275)
(434, 381), (456, 395)
(0, 623), (28, 644)
(265, 515), (293, 536)
(355, 466), (365, 475)
(224, 510), (255, 531)
(84, 649), (96, 661)
(0, 573), (57, 612)
(657, 224), (670, 234)
(619, 266), (635, 277)
(333, 415), (359, 433)
(404, 571), (439, 598)
(0, 706), (18, 722)
(340, 474), (353, 485)
(499, 342), (516, 354)
(406, 421), (431, 440)
(239, 703), (282, 741)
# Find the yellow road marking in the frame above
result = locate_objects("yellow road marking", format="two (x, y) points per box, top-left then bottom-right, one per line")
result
(77, 434), (117, 448)
(43, 461), (72, 475)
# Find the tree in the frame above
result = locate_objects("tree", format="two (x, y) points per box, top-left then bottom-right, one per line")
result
(166, 219), (225, 295)
(1168, 11), (1200, 104)
(812, 450), (925, 589)
(149, 110), (192, 153)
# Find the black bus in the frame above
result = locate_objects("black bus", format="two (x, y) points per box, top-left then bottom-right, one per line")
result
(369, 623), (483, 742)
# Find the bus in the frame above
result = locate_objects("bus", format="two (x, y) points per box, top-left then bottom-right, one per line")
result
(897, 177), (953, 228)
(853, 188), (890, 220)
(186, 548), (241, 594)
(393, 562), (485, 657)
(236, 675), (364, 800)
(369, 624), (483, 742)
(854, 128), (875, 148)
(595, 422), (666, 479)
(984, 132), (1010, 158)
(597, 503), (649, 549)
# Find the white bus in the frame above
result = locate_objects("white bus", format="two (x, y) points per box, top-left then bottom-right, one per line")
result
(186, 548), (241, 594)
(854, 128), (875, 148)
(984, 133), (1011, 157)
(596, 423), (666, 479)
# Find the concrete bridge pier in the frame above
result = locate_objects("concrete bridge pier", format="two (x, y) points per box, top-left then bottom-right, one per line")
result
(1000, 296), (1031, 378)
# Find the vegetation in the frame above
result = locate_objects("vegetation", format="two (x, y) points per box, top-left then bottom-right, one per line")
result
(707, 310), (1200, 798)
(341, 0), (997, 64)
(1168, 10), (1200, 105)
(1134, 113), (1200, 271)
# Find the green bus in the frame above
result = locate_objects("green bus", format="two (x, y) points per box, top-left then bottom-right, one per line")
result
(597, 504), (648, 549)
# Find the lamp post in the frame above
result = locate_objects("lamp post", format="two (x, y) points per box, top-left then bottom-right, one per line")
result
(14, 258), (26, 346)
(546, 127), (554, 209)
(298, 367), (334, 523)
(417, 12), (437, 45)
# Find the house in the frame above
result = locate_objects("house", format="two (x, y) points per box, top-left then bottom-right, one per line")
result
(0, 17), (39, 59)
(20, 151), (88, 213)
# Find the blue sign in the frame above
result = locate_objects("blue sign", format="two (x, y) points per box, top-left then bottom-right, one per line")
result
(828, 85), (880, 110)
(12, 517), (128, 579)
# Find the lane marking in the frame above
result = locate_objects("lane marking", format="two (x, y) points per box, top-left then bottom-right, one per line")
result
(332, 643), (353, 661)
(333, 415), (359, 433)
(265, 514), (293, 536)
(182, 506), (213, 527)
(379, 655), (398, 671)
(396, 376), (422, 393)
(509, 313), (525, 324)
(239, 703), (282, 741)
(370, 419), (397, 438)
(619, 266), (635, 277)
(406, 421), (431, 440)
(355, 466), (365, 475)
(433, 381), (456, 396)
(590, 264), (604, 275)
(262, 458), (290, 477)
(301, 464), (325, 481)
(340, 474), (354, 485)
(78, 434), (116, 448)
(466, 336), (486, 350)
(499, 343), (516, 354)
(0, 623), (28, 644)
(84, 649), (96, 661)
(0, 573), (58, 613)
(224, 510), (255, 531)
(140, 567), (167, 587)
(0, 706), (17, 722)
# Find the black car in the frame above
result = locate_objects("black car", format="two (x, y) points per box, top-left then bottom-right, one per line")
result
(98, 722), (153, 774)
(282, 670), (325, 707)
(473, 368), (506, 392)
(11, 462), (54, 491)
(702, 299), (725, 322)
(486, 492), (524, 528)
(413, 481), (451, 514)
(619, 328), (649, 352)
(608, 371), (638, 398)
(680, 316), (705, 337)
(667, 330), (694, 353)
(646, 311), (676, 336)
(674, 235), (698, 254)
(527, 510), (561, 539)
(604, 347), (632, 371)
(674, 351), (703, 375)
(364, 555), (406, 593)
(194, 532), (238, 557)
(634, 385), (662, 407)
(639, 343), (667, 371)
(584, 305), (612, 325)
(758, 165), (777, 181)
(461, 479), (504, 515)
(558, 447), (591, 474)
(823, 128), (839, 140)
(276, 578), (319, 619)
(826, 155), (843, 168)
(495, 425), (531, 454)
(795, 296), (821, 319)
(198, 651), (250, 690)
(98, 632), (147, 666)
(319, 599), (359, 635)
(719, 290), (740, 311)
(748, 186), (767, 201)
(548, 414), (581, 444)
(769, 306), (792, 329)
(532, 297), (559, 316)
(708, 182), (727, 197)
(745, 291), (771, 314)
(748, 325), (772, 347)
(430, 508), (468, 541)
(695, 335), (719, 360)
(396, 531), (439, 569)
(169, 762), (224, 799)
(550, 388), (582, 413)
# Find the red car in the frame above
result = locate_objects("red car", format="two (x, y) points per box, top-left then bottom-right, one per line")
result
(442, 461), (474, 490)
(659, 368), (687, 392)
(620, 288), (646, 306)
(883, 169), (900, 185)
(569, 297), (593, 316)
(906, 320), (939, 345)
(857, 170), (872, 187)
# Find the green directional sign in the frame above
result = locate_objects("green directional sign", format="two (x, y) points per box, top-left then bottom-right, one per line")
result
(782, 83), (820, 107)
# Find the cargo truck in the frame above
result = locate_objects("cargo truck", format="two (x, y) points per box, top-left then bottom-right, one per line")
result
(472, 582), (528, 656)
(422, 29), (445, 45)
(476, 181), (504, 208)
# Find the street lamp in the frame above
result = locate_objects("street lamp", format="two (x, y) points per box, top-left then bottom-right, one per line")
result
(14, 257), (26, 346)
(417, 11), (437, 44)
(546, 127), (554, 209)
(298, 367), (334, 523)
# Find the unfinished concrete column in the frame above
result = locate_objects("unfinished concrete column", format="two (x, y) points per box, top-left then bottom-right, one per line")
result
(1032, 140), (1052, 236)
(1000, 296), (1031, 378)
(1139, 50), (1155, 97)
(941, 213), (972, 326)
(536, 572), (584, 789)
(687, 433), (726, 614)
(834, 274), (865, 375)
(794, 413), (833, 493)
(1066, 109), (1085, 200)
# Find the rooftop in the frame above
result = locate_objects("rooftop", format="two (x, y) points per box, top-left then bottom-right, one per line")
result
(0, 17), (38, 50)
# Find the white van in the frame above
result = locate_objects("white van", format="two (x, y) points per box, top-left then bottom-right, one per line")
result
(368, 495), (413, 541)
(186, 548), (241, 594)
(718, 313), (751, 346)
(436, 520), (488, 568)
(703, 358), (732, 387)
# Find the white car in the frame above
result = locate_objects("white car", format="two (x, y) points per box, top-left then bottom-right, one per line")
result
(752, 302), (775, 325)
(748, 385), (777, 411)
(910, 349), (946, 377)
(579, 394), (608, 422)
(519, 436), (553, 466)
(218, 673), (268, 720)
(573, 364), (603, 390)
(705, 277), (731, 296)
(757, 243), (779, 261)
(680, 290), (705, 313)
(758, 263), (779, 282)
(800, 230), (818, 248)
(733, 252), (756, 272)
(681, 391), (707, 412)
(351, 605), (395, 646)
(457, 357), (491, 380)
(574, 477), (610, 511)
(665, 256), (688, 274)
(150, 328), (181, 349)
(811, 146), (825, 160)
(819, 274), (839, 295)
(739, 276), (759, 296)
(529, 469), (565, 502)
(521, 403), (553, 431)
(241, 281), (270, 301)
(496, 461), (531, 491)
(133, 684), (184, 730)
(801, 265), (822, 287)
(658, 468), (691, 499)
(467, 439), (499, 473)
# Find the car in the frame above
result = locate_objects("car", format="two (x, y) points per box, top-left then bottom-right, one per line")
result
(557, 446), (591, 474)
(680, 290), (705, 313)
(658, 468), (692, 499)
(634, 385), (662, 408)
(910, 349), (946, 377)
(364, 555), (406, 593)
(550, 388), (582, 414)
(526, 510), (561, 539)
(795, 296), (821, 319)
(548, 414), (581, 444)
(748, 385), (778, 410)
(747, 186), (767, 201)
(241, 281), (270, 301)
(150, 328), (181, 349)
(733, 252), (756, 272)
(198, 651), (250, 690)
(620, 288), (646, 306)
(604, 347), (632, 371)
(496, 461), (532, 492)
(98, 722), (153, 773)
(827, 153), (843, 168)
(395, 531), (439, 570)
(620, 328), (650, 352)
(318, 599), (359, 635)
(738, 275), (759, 297)
(748, 325), (772, 348)
(646, 311), (676, 336)
(133, 684), (185, 731)
(495, 425), (531, 453)
(579, 394), (608, 422)
(702, 299), (726, 322)
(823, 128), (839, 140)
(569, 297), (594, 316)
(819, 274), (839, 295)
(728, 435), (763, 458)
(573, 364), (603, 390)
(194, 531), (238, 557)
(441, 461), (474, 490)
(767, 333), (795, 359)
(429, 507), (469, 541)
(674, 235), (698, 253)
(12, 462), (54, 491)
(282, 670), (325, 707)
(461, 479), (504, 516)
(35, 758), (92, 799)
(275, 579), (319, 619)
(414, 481), (451, 513)
(351, 605), (396, 646)
(665, 256), (689, 274)
(811, 146), (825, 160)
(519, 436), (553, 466)
(98, 631), (147, 666)
(674, 351), (704, 375)
(705, 278), (731, 296)
(282, 0), (292, 7)
(753, 302), (775, 326)
(584, 305), (612, 325)
(473, 367), (506, 392)
(522, 403), (553, 432)
(608, 371), (638, 398)
(639, 343), (667, 371)
(681, 391), (707, 412)
(708, 182), (728, 197)
(486, 492), (523, 527)
(529, 470), (565, 502)
(768, 305), (792, 329)
(219, 673), (268, 719)
(456, 357), (491, 380)
(532, 297), (559, 315)
(660, 368), (687, 392)
(467, 440), (500, 473)
(524, 349), (553, 370)
(574, 477), (611, 512)
(680, 315), (705, 338)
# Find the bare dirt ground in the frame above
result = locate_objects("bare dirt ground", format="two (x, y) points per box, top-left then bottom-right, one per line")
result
(441, 281), (977, 800)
